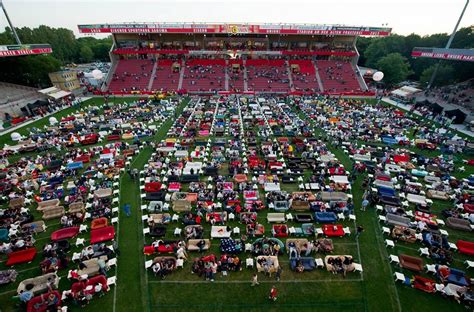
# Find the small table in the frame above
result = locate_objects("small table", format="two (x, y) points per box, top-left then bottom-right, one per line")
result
(389, 255), (400, 264)
(174, 228), (182, 236)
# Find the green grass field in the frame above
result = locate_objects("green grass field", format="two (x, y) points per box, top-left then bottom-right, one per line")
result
(0, 96), (472, 312)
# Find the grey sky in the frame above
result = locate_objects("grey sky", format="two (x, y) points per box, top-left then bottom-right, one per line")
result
(0, 0), (473, 37)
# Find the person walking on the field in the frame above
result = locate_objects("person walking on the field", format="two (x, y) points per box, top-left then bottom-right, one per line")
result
(251, 273), (259, 286)
(269, 285), (278, 301)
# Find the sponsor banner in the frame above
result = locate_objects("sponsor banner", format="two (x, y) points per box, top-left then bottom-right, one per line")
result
(78, 24), (391, 36)
(0, 45), (52, 57)
(411, 51), (474, 62)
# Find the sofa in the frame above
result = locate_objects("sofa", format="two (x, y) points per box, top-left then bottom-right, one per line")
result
(295, 213), (313, 223)
(51, 227), (80, 241)
(210, 226), (231, 239)
(17, 273), (59, 295)
(267, 213), (286, 223)
(399, 254), (423, 272)
(391, 226), (417, 243)
(6, 248), (37, 266)
(91, 217), (108, 230)
(446, 217), (472, 232)
(285, 238), (308, 251)
(320, 192), (348, 202)
(322, 224), (344, 237)
(324, 255), (354, 272)
(315, 212), (337, 223)
(172, 200), (192, 212)
(22, 221), (46, 234)
(90, 226), (115, 244)
(291, 200), (310, 211)
(149, 213), (171, 224)
(187, 239), (211, 251)
(36, 198), (59, 211)
(71, 274), (108, 297)
(386, 213), (411, 228)
(457, 240), (474, 256)
(290, 257), (316, 271)
(68, 202), (85, 214)
(256, 256), (279, 274)
(426, 190), (450, 200)
(9, 197), (24, 209)
(74, 256), (108, 277)
(26, 291), (61, 312)
(42, 206), (65, 220)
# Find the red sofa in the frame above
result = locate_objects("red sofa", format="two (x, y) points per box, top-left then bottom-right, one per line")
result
(27, 291), (61, 312)
(107, 134), (120, 141)
(90, 226), (115, 244)
(457, 240), (474, 256)
(322, 224), (345, 237)
(143, 242), (177, 255)
(74, 154), (91, 163)
(71, 275), (108, 296)
(272, 225), (289, 238)
(6, 247), (37, 266)
(51, 227), (80, 241)
(413, 275), (436, 293)
(80, 134), (98, 145)
(144, 182), (162, 193)
(464, 204), (474, 214)
(91, 217), (108, 230)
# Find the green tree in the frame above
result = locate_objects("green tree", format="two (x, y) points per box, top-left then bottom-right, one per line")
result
(376, 53), (413, 86)
(419, 64), (455, 87)
(79, 46), (94, 63)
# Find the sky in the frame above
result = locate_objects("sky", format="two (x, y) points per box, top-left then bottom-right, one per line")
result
(0, 0), (473, 37)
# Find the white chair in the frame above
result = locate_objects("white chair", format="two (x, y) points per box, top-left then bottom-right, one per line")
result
(245, 243), (252, 252)
(79, 224), (88, 233)
(75, 238), (85, 247)
(315, 258), (324, 268)
(419, 247), (429, 257)
(286, 213), (294, 221)
(174, 228), (182, 236)
(111, 217), (119, 224)
(448, 242), (458, 251)
(439, 229), (449, 237)
(172, 214), (179, 222)
(378, 215), (387, 222)
(145, 260), (153, 269)
(353, 263), (363, 272)
(315, 228), (323, 236)
(394, 272), (406, 283)
(382, 227), (391, 235)
(246, 258), (254, 268)
(337, 213), (345, 221)
(107, 258), (117, 267)
(343, 227), (351, 236)
(228, 213), (235, 221)
(107, 276), (117, 286)
(385, 239), (395, 248)
(176, 259), (184, 269)
(465, 260), (474, 269)
(143, 228), (150, 235)
(389, 255), (400, 264)
(348, 214), (356, 221)
(233, 227), (240, 235)
(425, 264), (436, 274)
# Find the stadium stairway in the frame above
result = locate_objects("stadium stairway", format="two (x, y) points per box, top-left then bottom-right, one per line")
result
(147, 61), (158, 90)
(314, 61), (325, 92)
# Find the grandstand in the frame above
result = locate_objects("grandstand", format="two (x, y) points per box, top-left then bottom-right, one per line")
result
(79, 23), (391, 96)
(0, 82), (45, 119)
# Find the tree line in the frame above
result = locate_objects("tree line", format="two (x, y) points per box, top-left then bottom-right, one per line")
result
(0, 26), (111, 87)
(357, 26), (473, 86)
(0, 25), (472, 88)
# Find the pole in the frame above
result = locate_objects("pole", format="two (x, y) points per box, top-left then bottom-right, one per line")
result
(428, 0), (470, 88)
(0, 0), (22, 44)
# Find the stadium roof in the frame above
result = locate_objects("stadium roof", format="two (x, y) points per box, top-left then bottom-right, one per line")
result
(78, 22), (391, 37)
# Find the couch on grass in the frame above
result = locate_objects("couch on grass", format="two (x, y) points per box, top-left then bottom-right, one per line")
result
(17, 273), (59, 295)
(399, 254), (423, 272)
(73, 256), (108, 277)
(426, 190), (450, 200)
(36, 199), (60, 211)
(256, 256), (279, 274)
(446, 217), (472, 232)
(290, 257), (316, 271)
(267, 213), (286, 223)
(187, 239), (211, 251)
(42, 206), (65, 220)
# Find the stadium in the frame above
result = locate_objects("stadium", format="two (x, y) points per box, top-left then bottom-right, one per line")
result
(0, 1), (474, 312)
